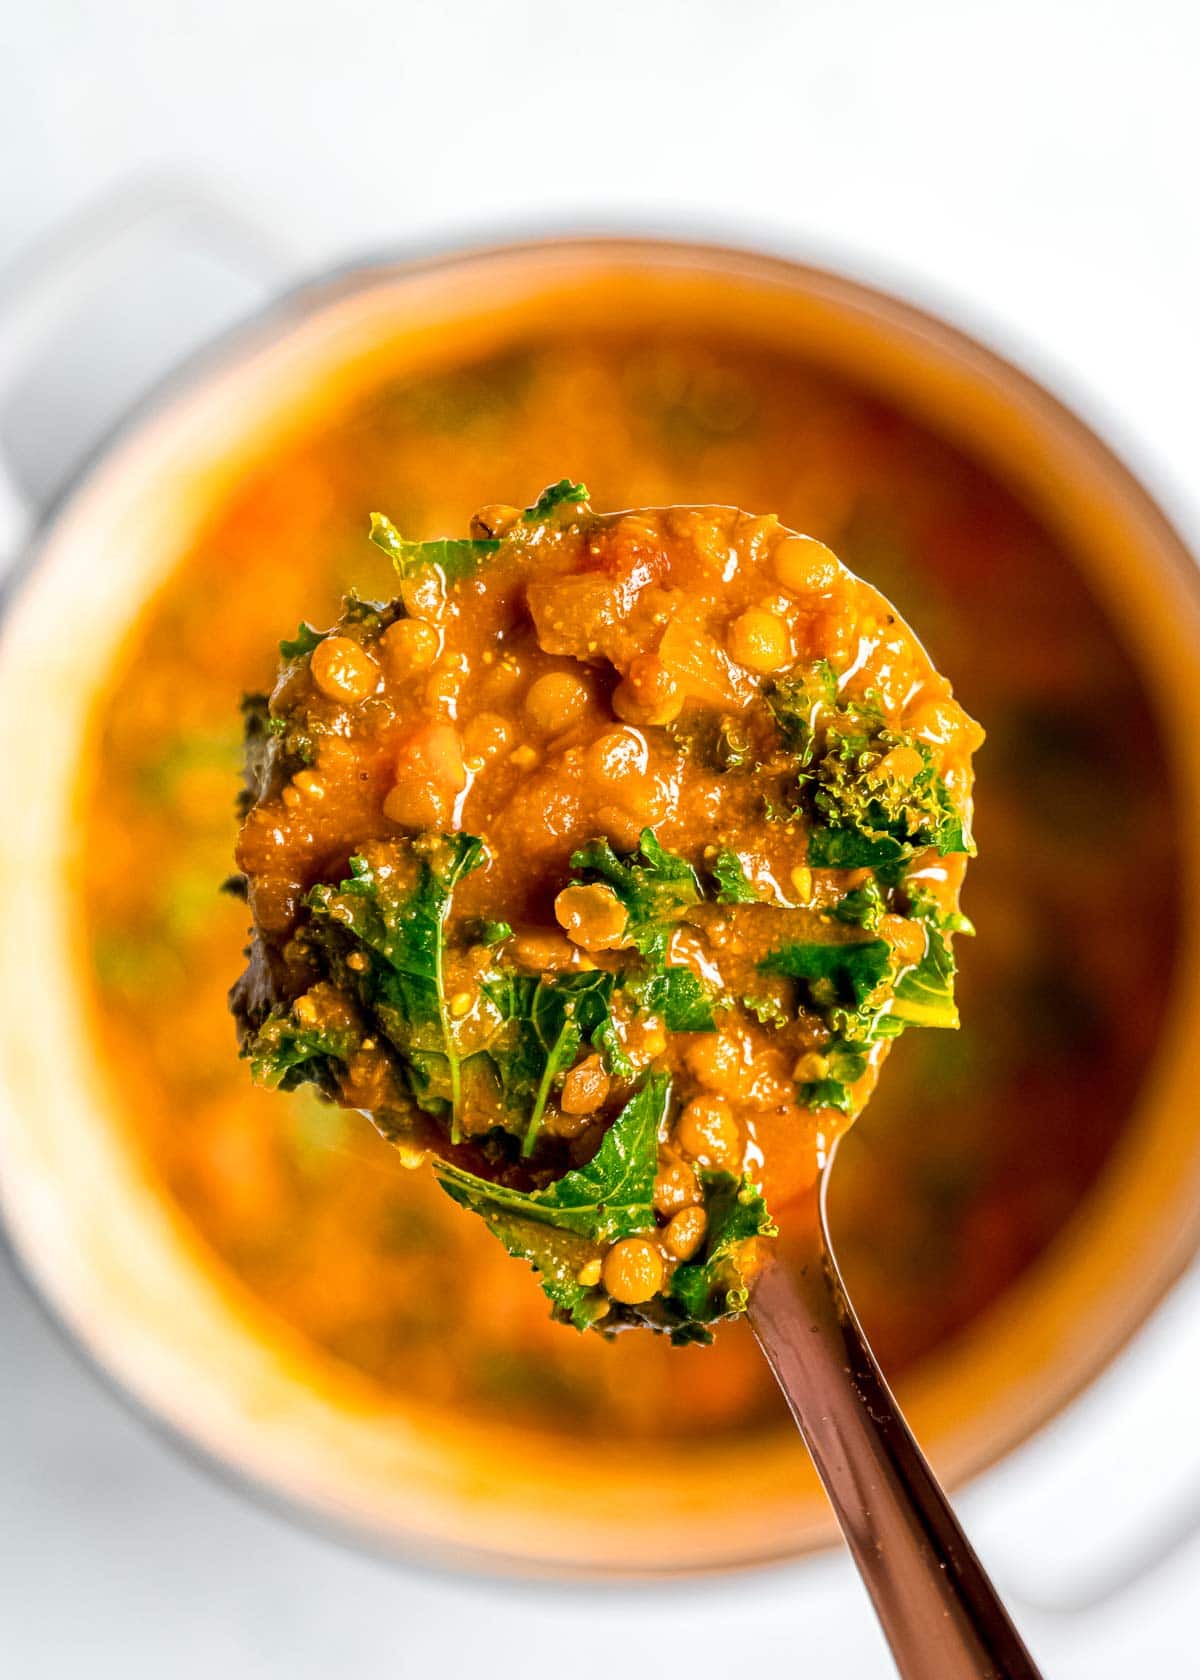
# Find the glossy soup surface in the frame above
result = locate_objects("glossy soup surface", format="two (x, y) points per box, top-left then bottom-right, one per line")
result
(79, 323), (1178, 1442)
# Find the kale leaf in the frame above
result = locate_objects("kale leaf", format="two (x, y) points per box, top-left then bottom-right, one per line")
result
(570, 829), (714, 1031)
(803, 726), (971, 869)
(435, 1075), (667, 1329)
(797, 1077), (855, 1114)
(306, 834), (485, 1141)
(764, 889), (970, 1113)
(667, 711), (755, 772)
(889, 911), (962, 1031)
(765, 660), (839, 762)
(522, 479), (589, 522)
(435, 1081), (775, 1343)
(368, 483), (586, 590)
(806, 826), (916, 870)
(712, 849), (761, 904)
(763, 663), (972, 874)
(437, 1072), (663, 1242)
(247, 1000), (357, 1097)
(247, 836), (634, 1153)
(741, 992), (789, 1029)
(481, 968), (626, 1156)
(668, 1171), (777, 1335)
(475, 919), (513, 946)
(830, 879), (886, 931)
(795, 1040), (871, 1114)
(570, 829), (702, 962)
(758, 938), (892, 1013)
(368, 511), (500, 584)
(907, 884), (975, 939)
(279, 622), (327, 661)
(623, 966), (716, 1032)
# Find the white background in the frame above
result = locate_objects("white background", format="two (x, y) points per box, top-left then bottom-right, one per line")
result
(2, 3), (1199, 1675)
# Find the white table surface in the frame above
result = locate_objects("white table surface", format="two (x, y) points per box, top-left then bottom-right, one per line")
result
(2, 3), (1199, 1673)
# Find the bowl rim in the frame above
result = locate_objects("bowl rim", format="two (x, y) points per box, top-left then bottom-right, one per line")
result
(2, 228), (1200, 1583)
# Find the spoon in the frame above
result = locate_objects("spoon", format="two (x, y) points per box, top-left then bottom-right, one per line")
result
(749, 1141), (1045, 1680)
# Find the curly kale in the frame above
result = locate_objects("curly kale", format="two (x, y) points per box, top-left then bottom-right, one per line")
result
(760, 890), (969, 1113)
(570, 829), (716, 1031)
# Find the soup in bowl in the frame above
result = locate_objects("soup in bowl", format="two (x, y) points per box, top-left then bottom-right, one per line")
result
(1, 239), (1199, 1574)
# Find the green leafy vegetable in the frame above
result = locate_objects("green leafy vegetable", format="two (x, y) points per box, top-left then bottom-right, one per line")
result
(436, 1081), (775, 1343)
(246, 836), (637, 1154)
(279, 622), (327, 661)
(807, 825), (913, 870)
(435, 1075), (667, 1329)
(831, 879), (886, 931)
(369, 511), (500, 584)
(712, 850), (760, 904)
(476, 919), (513, 946)
(367, 485), (587, 591)
(759, 938), (892, 1012)
(803, 726), (971, 870)
(889, 921), (959, 1030)
(741, 992), (788, 1029)
(907, 884), (975, 939)
(624, 966), (715, 1032)
(307, 834), (485, 1141)
(522, 479), (589, 521)
(570, 830), (713, 1031)
(247, 1010), (356, 1097)
(769, 888), (970, 1114)
(797, 1077), (854, 1114)
(481, 969), (623, 1157)
(763, 664), (972, 875)
(437, 1073), (663, 1242)
(667, 711), (755, 772)
(765, 660), (839, 761)
(795, 1041), (870, 1114)
(570, 829), (701, 963)
(667, 1172), (776, 1341)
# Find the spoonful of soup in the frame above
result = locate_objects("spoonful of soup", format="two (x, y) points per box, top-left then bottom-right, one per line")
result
(231, 482), (1040, 1675)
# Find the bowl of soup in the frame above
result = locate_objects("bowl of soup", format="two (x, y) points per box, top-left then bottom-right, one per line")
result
(1, 237), (1199, 1576)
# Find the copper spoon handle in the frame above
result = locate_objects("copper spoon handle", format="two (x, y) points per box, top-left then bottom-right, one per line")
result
(749, 1169), (1045, 1680)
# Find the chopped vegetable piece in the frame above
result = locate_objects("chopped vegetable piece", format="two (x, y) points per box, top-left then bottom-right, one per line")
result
(279, 622), (327, 661)
(712, 850), (761, 904)
(831, 880), (886, 931)
(569, 829), (701, 962)
(669, 1172), (777, 1334)
(368, 511), (500, 582)
(759, 938), (892, 1011)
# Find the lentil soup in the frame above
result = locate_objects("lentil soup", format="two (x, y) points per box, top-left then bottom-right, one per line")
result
(231, 489), (979, 1338)
(78, 308), (1177, 1445)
